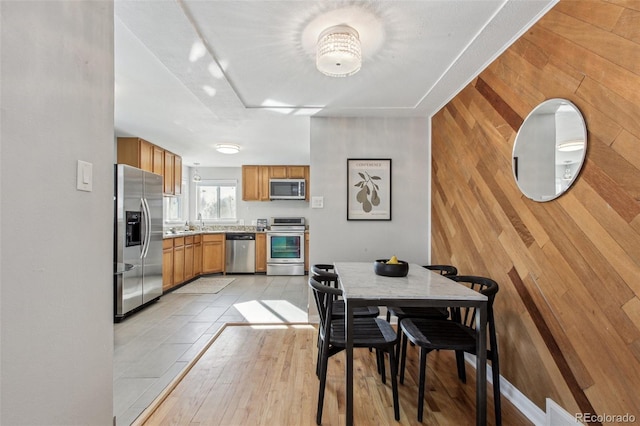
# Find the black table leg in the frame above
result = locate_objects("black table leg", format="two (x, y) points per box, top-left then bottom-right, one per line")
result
(346, 300), (354, 425)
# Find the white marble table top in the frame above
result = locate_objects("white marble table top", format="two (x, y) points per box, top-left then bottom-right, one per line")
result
(334, 262), (487, 304)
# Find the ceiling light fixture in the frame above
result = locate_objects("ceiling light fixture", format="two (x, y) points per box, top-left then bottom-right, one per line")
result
(215, 143), (240, 154)
(192, 163), (202, 182)
(557, 141), (585, 152)
(316, 25), (361, 77)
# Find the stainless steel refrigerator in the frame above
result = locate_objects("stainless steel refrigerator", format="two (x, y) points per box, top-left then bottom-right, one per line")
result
(114, 164), (163, 320)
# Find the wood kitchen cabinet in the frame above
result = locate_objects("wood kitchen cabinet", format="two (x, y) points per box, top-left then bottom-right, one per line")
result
(153, 145), (164, 176)
(164, 151), (175, 195)
(162, 238), (174, 291)
(173, 155), (182, 195)
(242, 166), (259, 200)
(193, 235), (202, 276)
(242, 165), (270, 201)
(202, 234), (225, 274)
(255, 233), (267, 273)
(269, 166), (288, 178)
(163, 234), (202, 292)
(184, 236), (194, 281)
(242, 165), (309, 201)
(117, 137), (182, 196)
(117, 137), (154, 173)
(173, 237), (185, 285)
(270, 165), (306, 179)
(163, 150), (182, 196)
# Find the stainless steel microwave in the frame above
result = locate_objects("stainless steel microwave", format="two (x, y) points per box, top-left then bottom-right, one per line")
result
(269, 179), (306, 200)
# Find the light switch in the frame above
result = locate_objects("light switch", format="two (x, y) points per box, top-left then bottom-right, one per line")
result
(77, 160), (93, 192)
(311, 196), (324, 209)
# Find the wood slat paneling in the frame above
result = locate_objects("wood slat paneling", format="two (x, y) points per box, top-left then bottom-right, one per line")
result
(432, 0), (640, 420)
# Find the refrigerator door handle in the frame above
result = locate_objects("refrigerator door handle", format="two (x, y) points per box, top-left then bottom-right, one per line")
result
(145, 198), (152, 258)
(144, 197), (152, 258)
(141, 197), (151, 259)
(140, 198), (146, 259)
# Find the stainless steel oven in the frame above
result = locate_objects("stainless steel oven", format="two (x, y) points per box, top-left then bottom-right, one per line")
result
(266, 217), (305, 275)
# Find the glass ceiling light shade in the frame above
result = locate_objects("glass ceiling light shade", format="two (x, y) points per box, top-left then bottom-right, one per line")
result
(316, 25), (361, 77)
(192, 163), (201, 182)
(557, 141), (585, 152)
(215, 143), (240, 154)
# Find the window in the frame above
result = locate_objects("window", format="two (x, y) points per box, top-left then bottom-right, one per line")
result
(163, 180), (187, 224)
(196, 180), (237, 221)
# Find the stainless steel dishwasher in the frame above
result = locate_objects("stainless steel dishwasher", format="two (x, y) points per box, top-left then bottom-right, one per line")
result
(225, 233), (256, 273)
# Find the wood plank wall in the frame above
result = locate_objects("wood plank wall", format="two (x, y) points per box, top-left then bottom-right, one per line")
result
(431, 0), (640, 421)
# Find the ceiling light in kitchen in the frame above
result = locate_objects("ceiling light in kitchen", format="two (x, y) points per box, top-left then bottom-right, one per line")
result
(216, 144), (240, 154)
(557, 141), (585, 152)
(316, 25), (361, 77)
(193, 163), (202, 182)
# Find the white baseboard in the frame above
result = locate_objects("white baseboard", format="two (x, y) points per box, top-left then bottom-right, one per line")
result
(546, 398), (583, 425)
(464, 353), (547, 425)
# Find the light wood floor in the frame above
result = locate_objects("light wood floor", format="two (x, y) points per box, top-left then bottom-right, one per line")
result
(137, 324), (532, 425)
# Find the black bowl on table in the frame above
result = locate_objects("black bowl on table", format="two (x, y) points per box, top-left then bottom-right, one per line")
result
(374, 259), (409, 277)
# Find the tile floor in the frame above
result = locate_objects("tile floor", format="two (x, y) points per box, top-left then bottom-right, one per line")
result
(113, 274), (309, 426)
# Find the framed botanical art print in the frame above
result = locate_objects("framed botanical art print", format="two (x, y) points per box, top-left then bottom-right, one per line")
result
(347, 158), (392, 220)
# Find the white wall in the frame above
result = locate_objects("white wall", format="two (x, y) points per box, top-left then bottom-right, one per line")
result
(1, 1), (114, 424)
(308, 117), (431, 266)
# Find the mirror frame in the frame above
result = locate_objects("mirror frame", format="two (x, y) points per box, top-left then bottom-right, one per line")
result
(512, 98), (587, 202)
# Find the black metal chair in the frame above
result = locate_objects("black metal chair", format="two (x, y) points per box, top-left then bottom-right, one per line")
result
(309, 276), (401, 424)
(398, 275), (501, 424)
(386, 265), (458, 366)
(312, 264), (380, 318)
(312, 264), (385, 378)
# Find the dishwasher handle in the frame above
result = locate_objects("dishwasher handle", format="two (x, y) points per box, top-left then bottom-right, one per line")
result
(226, 233), (256, 241)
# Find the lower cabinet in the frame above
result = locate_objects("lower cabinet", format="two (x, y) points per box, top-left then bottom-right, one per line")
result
(202, 234), (225, 274)
(194, 235), (202, 276)
(162, 239), (174, 291)
(256, 233), (266, 273)
(163, 231), (285, 291)
(162, 233), (224, 292)
(184, 236), (194, 280)
(173, 237), (185, 285)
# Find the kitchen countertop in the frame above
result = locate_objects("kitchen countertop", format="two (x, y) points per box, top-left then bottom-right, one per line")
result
(163, 227), (265, 238)
(163, 225), (309, 238)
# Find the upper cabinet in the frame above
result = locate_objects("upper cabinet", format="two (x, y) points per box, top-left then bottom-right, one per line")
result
(152, 145), (164, 176)
(242, 165), (270, 201)
(162, 150), (175, 195)
(117, 137), (182, 196)
(242, 165), (309, 201)
(173, 155), (182, 195)
(269, 165), (306, 179)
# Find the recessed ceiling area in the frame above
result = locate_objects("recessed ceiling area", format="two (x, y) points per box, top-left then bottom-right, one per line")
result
(114, 0), (556, 167)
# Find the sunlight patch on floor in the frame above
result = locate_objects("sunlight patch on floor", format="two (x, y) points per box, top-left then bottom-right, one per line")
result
(233, 299), (307, 323)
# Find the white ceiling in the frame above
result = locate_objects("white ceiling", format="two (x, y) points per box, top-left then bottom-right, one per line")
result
(114, 0), (555, 168)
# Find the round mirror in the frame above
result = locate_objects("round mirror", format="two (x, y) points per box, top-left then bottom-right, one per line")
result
(512, 98), (587, 202)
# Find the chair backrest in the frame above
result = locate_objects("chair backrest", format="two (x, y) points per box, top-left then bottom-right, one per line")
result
(423, 264), (458, 277)
(312, 264), (340, 288)
(312, 264), (335, 275)
(309, 276), (343, 336)
(449, 275), (498, 331)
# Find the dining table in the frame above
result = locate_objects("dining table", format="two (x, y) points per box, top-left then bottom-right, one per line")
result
(334, 262), (488, 425)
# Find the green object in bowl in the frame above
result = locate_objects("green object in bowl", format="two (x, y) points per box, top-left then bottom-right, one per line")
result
(374, 259), (409, 277)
